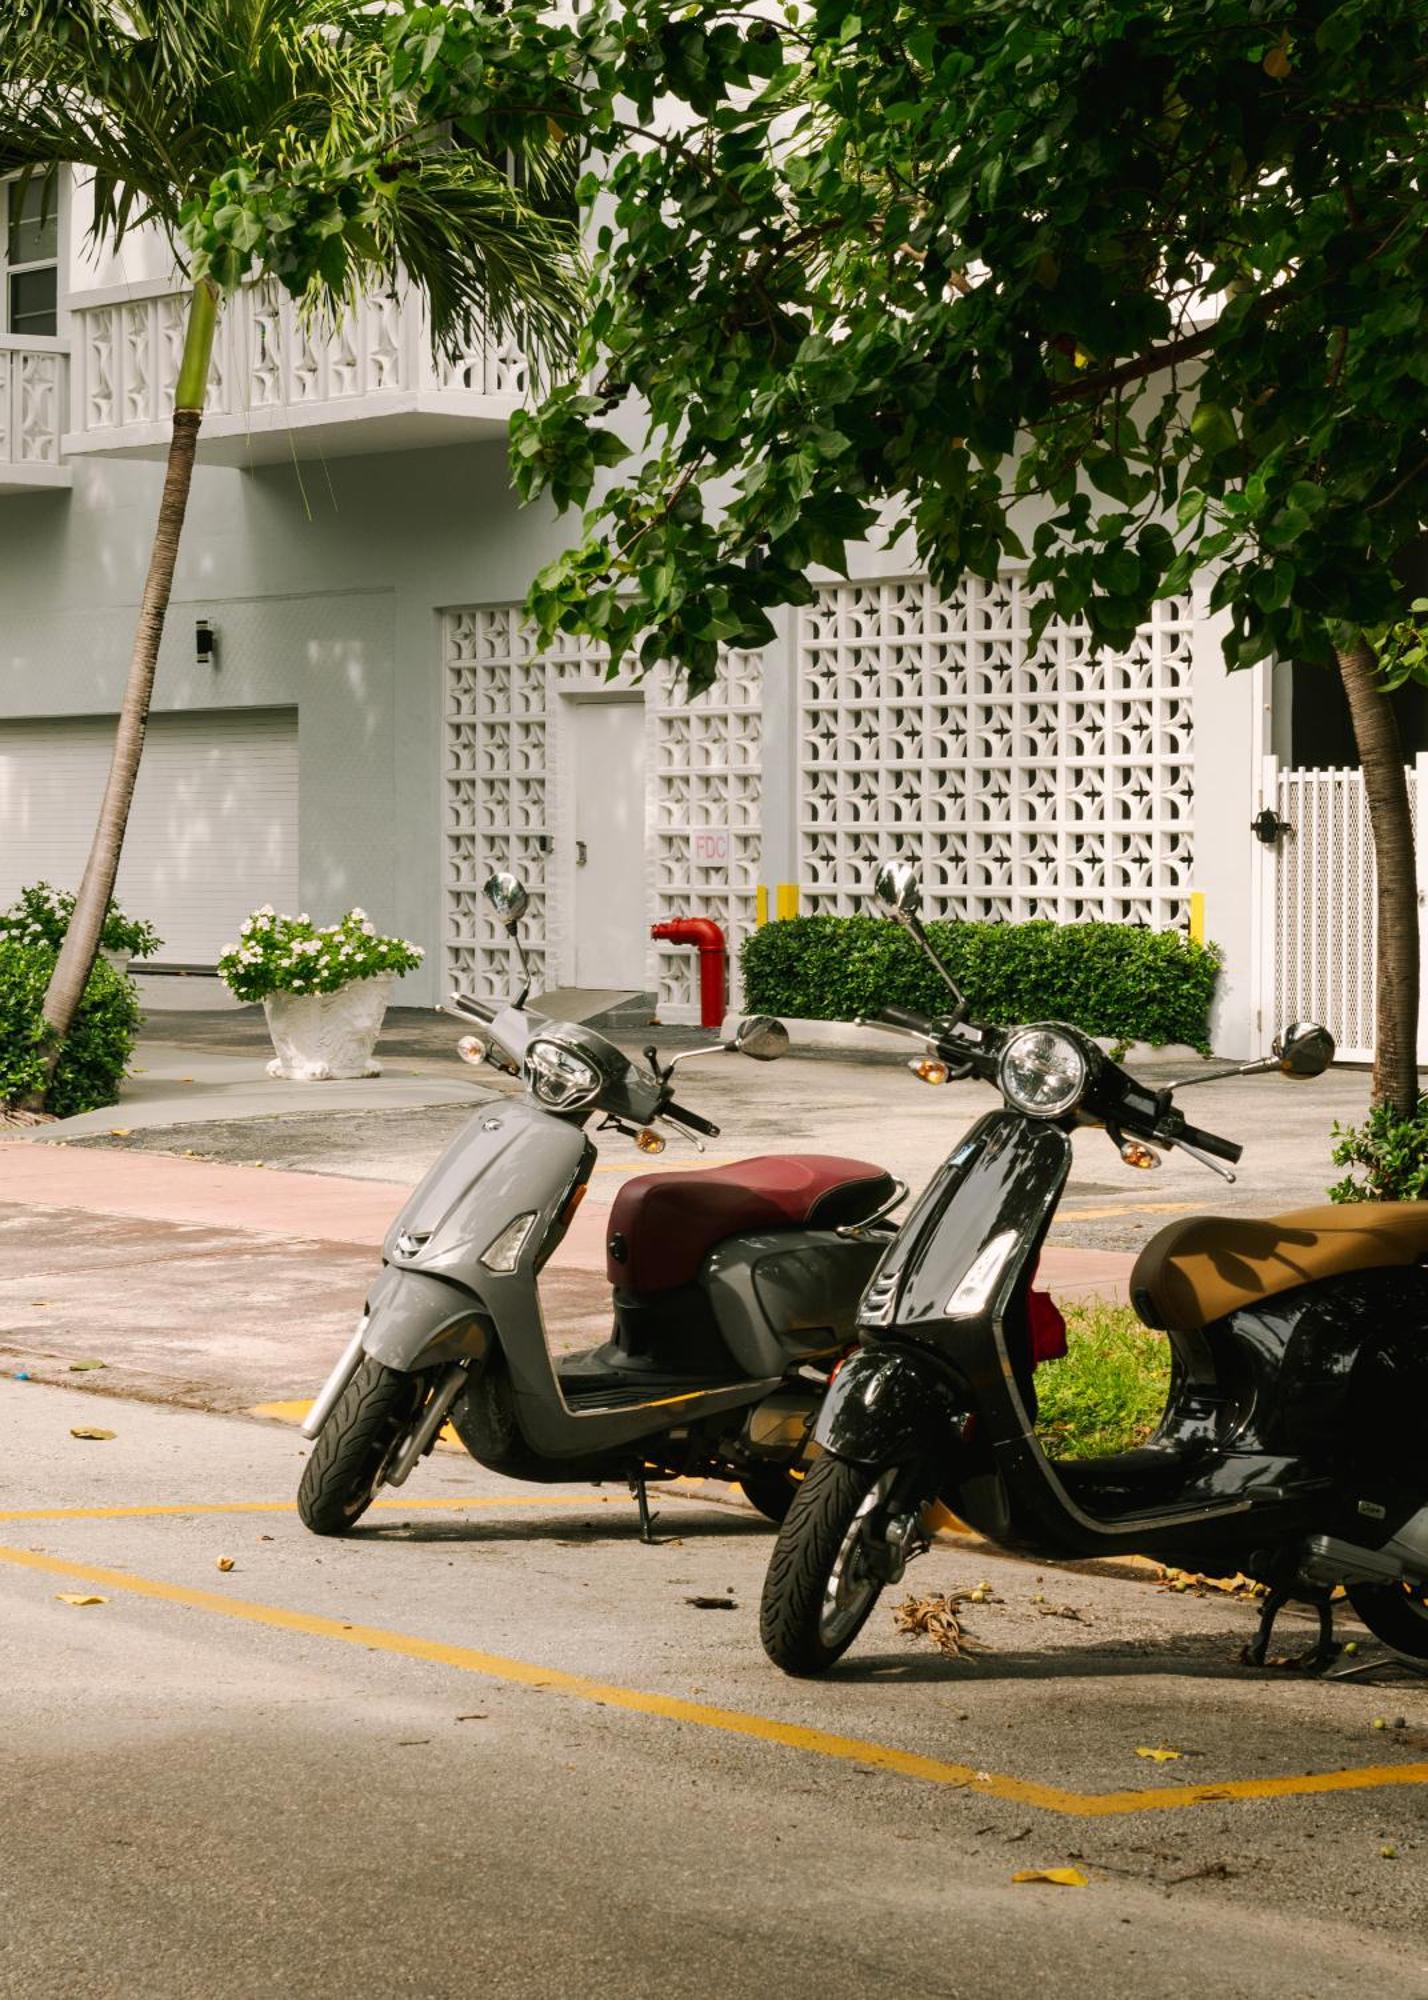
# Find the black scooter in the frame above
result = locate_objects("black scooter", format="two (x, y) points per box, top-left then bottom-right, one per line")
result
(759, 861), (1428, 1676)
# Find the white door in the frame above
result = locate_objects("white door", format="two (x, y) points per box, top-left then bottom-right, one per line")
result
(0, 708), (299, 962)
(570, 697), (647, 988)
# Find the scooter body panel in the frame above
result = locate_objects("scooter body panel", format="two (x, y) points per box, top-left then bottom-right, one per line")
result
(703, 1229), (891, 1377)
(814, 1343), (967, 1465)
(361, 1266), (492, 1371)
(384, 1096), (591, 1273)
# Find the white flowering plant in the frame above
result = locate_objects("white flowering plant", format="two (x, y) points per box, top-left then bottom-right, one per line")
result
(0, 881), (161, 960)
(217, 907), (423, 1003)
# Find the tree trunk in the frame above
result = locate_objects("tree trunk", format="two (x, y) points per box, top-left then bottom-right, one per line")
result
(1337, 635), (1420, 1113)
(27, 281), (219, 1105)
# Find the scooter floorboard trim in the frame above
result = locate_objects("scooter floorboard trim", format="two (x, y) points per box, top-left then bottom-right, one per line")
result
(5, 1538), (1425, 1821)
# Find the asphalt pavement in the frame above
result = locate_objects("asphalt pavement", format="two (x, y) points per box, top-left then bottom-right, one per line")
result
(2, 1381), (1425, 2000)
(3, 1012), (1422, 1998)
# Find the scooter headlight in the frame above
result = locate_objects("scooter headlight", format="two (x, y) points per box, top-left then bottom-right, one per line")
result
(998, 1026), (1087, 1118)
(525, 1037), (601, 1110)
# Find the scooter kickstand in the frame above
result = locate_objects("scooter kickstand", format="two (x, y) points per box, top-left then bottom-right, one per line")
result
(630, 1471), (659, 1545)
(1245, 1585), (1339, 1671)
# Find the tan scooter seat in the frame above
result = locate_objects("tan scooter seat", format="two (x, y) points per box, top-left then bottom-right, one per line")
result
(1130, 1203), (1428, 1332)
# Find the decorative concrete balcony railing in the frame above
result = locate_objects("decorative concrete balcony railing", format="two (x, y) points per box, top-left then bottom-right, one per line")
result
(63, 277), (529, 465)
(0, 337), (70, 492)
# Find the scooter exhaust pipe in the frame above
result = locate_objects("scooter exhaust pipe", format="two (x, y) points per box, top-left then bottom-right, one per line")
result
(384, 1363), (469, 1488)
(300, 1317), (369, 1440)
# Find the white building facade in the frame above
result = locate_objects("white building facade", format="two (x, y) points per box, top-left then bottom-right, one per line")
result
(0, 168), (1407, 1057)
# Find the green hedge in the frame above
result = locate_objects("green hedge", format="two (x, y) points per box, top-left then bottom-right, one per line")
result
(0, 939), (141, 1117)
(742, 916), (1221, 1051)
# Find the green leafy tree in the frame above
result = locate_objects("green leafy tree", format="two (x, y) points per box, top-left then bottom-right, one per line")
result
(407, 0), (1428, 1108)
(0, 0), (582, 1104)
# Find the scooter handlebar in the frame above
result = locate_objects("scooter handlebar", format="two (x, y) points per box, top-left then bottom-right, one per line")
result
(875, 1005), (937, 1036)
(1171, 1119), (1243, 1164)
(664, 1100), (721, 1139)
(451, 992), (497, 1024)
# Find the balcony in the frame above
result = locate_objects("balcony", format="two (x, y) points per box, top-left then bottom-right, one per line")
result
(64, 278), (527, 466)
(0, 337), (70, 492)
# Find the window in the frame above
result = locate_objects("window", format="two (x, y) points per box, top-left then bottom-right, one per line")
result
(3, 171), (59, 338)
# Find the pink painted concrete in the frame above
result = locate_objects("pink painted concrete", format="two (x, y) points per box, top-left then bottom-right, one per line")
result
(0, 1142), (1131, 1299)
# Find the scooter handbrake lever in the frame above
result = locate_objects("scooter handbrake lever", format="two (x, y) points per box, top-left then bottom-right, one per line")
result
(1169, 1136), (1237, 1183)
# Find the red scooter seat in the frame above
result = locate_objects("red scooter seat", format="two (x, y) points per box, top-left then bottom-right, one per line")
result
(606, 1154), (896, 1293)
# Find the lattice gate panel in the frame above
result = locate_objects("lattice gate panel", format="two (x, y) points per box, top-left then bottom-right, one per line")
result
(443, 610), (762, 1020)
(1270, 763), (1416, 1064)
(799, 576), (1195, 928)
(651, 652), (763, 1016)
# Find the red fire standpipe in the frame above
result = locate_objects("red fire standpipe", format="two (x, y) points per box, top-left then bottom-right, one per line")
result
(650, 917), (727, 1030)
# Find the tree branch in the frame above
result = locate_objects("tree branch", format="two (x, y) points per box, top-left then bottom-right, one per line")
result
(1048, 322), (1219, 405)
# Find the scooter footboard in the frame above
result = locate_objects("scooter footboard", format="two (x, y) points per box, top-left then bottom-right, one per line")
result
(361, 1265), (494, 1373)
(815, 1345), (967, 1466)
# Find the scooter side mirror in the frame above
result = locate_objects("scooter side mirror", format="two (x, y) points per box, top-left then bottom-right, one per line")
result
(729, 1015), (789, 1062)
(1273, 1021), (1335, 1078)
(484, 871), (529, 931)
(873, 861), (922, 922)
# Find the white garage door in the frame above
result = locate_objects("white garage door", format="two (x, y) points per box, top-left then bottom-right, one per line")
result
(0, 708), (299, 963)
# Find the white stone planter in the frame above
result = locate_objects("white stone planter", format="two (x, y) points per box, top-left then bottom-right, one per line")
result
(100, 948), (132, 977)
(263, 974), (393, 1081)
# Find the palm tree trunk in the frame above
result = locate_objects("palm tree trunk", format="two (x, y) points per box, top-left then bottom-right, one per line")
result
(1337, 635), (1420, 1114)
(28, 280), (220, 1104)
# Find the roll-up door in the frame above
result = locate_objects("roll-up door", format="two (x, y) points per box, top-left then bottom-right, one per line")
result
(0, 708), (299, 963)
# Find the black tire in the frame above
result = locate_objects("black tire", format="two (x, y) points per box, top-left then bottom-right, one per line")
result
(1348, 1579), (1428, 1662)
(738, 1467), (804, 1525)
(760, 1454), (898, 1676)
(297, 1357), (424, 1536)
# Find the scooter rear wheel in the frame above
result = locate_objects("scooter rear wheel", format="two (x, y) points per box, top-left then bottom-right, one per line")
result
(760, 1455), (897, 1676)
(1347, 1579), (1428, 1662)
(297, 1356), (424, 1535)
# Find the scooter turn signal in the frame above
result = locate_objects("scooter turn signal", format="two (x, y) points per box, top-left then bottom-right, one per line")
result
(909, 1057), (949, 1086)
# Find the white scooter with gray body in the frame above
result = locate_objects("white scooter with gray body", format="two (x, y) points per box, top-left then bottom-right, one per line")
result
(297, 872), (904, 1537)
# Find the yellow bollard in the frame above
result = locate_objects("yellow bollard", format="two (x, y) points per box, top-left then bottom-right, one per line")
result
(775, 883), (800, 921)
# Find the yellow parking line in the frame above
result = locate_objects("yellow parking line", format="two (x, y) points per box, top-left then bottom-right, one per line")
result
(0, 1495), (628, 1524)
(1053, 1200), (1204, 1224)
(2, 1539), (1423, 1818)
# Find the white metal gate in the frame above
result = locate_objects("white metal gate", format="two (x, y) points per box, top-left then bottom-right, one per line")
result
(1258, 753), (1426, 1063)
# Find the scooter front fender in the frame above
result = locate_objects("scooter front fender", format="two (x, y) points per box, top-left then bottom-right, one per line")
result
(362, 1264), (493, 1373)
(815, 1344), (967, 1466)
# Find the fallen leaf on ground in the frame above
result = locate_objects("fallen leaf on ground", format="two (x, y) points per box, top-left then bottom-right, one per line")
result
(56, 1593), (107, 1607)
(685, 1595), (737, 1610)
(1135, 1746), (1182, 1763)
(215, 1556), (235, 1573)
(1012, 1868), (1088, 1888)
(893, 1591), (978, 1658)
(29, 1300), (51, 1307)
(107, 1127), (132, 1137)
(455, 1713), (488, 1722)
(69, 1427), (115, 1441)
(1158, 1566), (1265, 1601)
(1036, 1602), (1088, 1622)
(68, 1360), (106, 1372)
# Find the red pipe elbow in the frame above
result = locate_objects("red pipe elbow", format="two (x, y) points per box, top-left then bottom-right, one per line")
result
(650, 917), (727, 1029)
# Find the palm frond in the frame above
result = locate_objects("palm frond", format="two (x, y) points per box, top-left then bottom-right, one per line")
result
(0, 0), (584, 368)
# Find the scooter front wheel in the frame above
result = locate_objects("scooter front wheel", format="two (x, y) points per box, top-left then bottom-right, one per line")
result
(1348, 1578), (1428, 1662)
(759, 1456), (898, 1676)
(297, 1356), (424, 1535)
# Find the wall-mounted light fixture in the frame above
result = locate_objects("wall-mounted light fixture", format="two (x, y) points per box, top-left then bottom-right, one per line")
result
(196, 617), (217, 668)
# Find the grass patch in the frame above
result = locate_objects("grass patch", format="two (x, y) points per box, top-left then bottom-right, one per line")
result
(1035, 1302), (1171, 1460)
